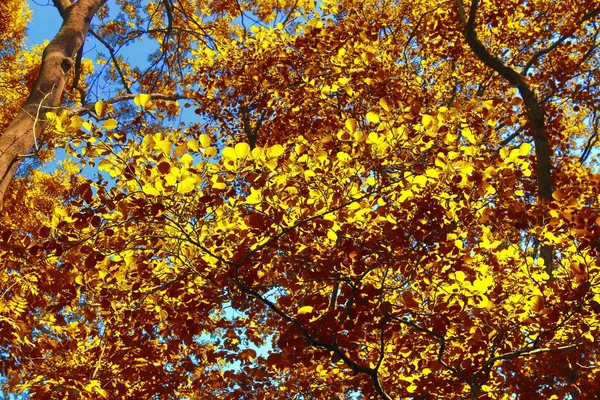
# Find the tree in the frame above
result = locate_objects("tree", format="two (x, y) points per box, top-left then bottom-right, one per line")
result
(1, 0), (600, 398)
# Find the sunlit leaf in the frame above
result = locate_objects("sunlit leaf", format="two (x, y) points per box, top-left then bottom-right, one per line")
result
(366, 111), (379, 124)
(297, 306), (313, 315)
(134, 93), (152, 109)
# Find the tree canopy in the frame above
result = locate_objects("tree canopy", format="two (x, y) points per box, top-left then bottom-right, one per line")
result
(1, 0), (600, 398)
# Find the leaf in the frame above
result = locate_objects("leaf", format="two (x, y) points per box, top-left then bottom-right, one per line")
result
(337, 129), (351, 141)
(199, 134), (211, 148)
(267, 144), (284, 158)
(421, 114), (433, 127)
(187, 139), (199, 152)
(412, 175), (427, 187)
(142, 184), (160, 196)
(345, 118), (357, 132)
(552, 188), (565, 201)
(366, 111), (379, 124)
(95, 100), (107, 118)
(222, 146), (237, 160)
(177, 176), (196, 194)
(304, 170), (316, 179)
(157, 161), (171, 174)
(462, 128), (477, 144)
(180, 153), (194, 167)
(246, 188), (262, 204)
(102, 119), (118, 130)
(453, 271), (466, 282)
(297, 306), (313, 315)
(327, 229), (338, 241)
(235, 142), (251, 158)
(205, 147), (218, 157)
(211, 175), (226, 190)
(134, 93), (152, 109)
(379, 98), (390, 112)
(519, 142), (533, 156)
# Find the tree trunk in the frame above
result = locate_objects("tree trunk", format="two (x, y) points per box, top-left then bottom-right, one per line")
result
(0, 0), (106, 209)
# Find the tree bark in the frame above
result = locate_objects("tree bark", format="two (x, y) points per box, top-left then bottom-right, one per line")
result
(0, 0), (107, 209)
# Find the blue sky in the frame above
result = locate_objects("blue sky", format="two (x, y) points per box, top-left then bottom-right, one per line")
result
(27, 1), (61, 46)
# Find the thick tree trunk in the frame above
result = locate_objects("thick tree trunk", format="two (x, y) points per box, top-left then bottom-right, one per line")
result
(0, 0), (106, 209)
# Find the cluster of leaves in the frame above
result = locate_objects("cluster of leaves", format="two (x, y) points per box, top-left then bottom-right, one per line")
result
(1, 0), (600, 399)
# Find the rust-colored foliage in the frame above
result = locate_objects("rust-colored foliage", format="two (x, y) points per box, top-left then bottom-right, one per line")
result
(1, 0), (600, 399)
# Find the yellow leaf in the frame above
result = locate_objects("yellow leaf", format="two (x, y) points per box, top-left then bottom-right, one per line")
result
(235, 142), (251, 158)
(178, 176), (197, 194)
(142, 184), (160, 196)
(180, 153), (194, 167)
(95, 100), (106, 118)
(199, 134), (211, 148)
(134, 93), (152, 109)
(421, 114), (433, 127)
(366, 111), (379, 124)
(519, 142), (533, 156)
(82, 121), (92, 132)
(345, 118), (357, 132)
(304, 170), (316, 179)
(327, 229), (338, 241)
(75, 275), (84, 285)
(462, 128), (477, 144)
(298, 305), (313, 315)
(70, 115), (83, 130)
(473, 276), (493, 292)
(412, 175), (427, 187)
(453, 270), (466, 282)
(102, 118), (118, 130)
(205, 147), (218, 157)
(173, 144), (187, 157)
(222, 146), (237, 160)
(267, 144), (285, 158)
(425, 168), (439, 178)
(265, 159), (277, 171)
(187, 139), (199, 152)
(337, 152), (351, 162)
(379, 98), (390, 112)
(407, 384), (418, 393)
(211, 175), (226, 189)
(246, 188), (262, 204)
(154, 135), (172, 155)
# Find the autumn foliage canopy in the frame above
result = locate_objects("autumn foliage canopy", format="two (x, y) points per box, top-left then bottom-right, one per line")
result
(1, 0), (600, 398)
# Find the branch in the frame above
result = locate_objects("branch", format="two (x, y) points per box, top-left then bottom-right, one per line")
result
(68, 92), (191, 117)
(487, 342), (580, 366)
(522, 6), (600, 75)
(89, 29), (132, 94)
(455, 0), (554, 272)
(231, 264), (393, 400)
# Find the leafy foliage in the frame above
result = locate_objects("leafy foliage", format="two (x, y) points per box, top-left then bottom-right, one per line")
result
(1, 0), (600, 398)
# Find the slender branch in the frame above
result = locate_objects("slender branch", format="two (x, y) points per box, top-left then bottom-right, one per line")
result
(89, 30), (132, 94)
(521, 6), (600, 75)
(68, 92), (191, 117)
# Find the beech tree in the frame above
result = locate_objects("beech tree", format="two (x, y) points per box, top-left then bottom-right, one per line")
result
(1, 0), (600, 398)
